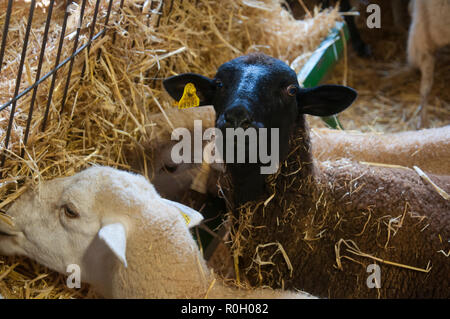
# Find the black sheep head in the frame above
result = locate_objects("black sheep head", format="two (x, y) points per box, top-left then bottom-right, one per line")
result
(164, 53), (357, 204)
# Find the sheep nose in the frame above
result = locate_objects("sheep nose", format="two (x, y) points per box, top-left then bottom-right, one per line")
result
(224, 106), (253, 128)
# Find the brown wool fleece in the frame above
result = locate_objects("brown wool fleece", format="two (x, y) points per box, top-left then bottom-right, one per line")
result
(222, 119), (449, 298)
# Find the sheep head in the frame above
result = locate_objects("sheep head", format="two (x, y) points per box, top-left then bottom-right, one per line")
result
(164, 53), (357, 204)
(0, 166), (203, 290)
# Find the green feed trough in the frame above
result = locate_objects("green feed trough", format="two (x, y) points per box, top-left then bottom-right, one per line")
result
(297, 21), (350, 129)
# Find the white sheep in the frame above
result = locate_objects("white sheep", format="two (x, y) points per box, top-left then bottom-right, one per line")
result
(0, 166), (313, 299)
(407, 0), (450, 128)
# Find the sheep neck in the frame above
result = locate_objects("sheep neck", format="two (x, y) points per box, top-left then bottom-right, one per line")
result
(221, 115), (320, 209)
(101, 211), (215, 298)
(94, 209), (303, 299)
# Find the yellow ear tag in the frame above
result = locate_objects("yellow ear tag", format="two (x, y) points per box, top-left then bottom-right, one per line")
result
(180, 212), (191, 225)
(177, 83), (200, 109)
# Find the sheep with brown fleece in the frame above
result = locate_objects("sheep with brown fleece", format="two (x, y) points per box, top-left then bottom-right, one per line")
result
(219, 121), (449, 298)
(163, 53), (449, 298)
(0, 166), (314, 299)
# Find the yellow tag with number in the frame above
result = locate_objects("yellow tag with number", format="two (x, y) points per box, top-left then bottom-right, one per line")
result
(180, 212), (191, 225)
(177, 83), (200, 109)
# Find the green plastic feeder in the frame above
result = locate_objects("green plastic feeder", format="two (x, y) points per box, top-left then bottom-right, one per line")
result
(297, 21), (350, 129)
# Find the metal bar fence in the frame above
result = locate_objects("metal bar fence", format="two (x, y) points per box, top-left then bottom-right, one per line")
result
(0, 0), (176, 175)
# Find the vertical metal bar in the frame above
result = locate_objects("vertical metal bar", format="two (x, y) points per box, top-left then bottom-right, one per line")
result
(21, 0), (55, 157)
(155, 0), (164, 28)
(103, 0), (115, 32)
(79, 0), (102, 81)
(87, 0), (102, 49)
(59, 0), (88, 115)
(146, 0), (153, 27)
(0, 0), (36, 170)
(97, 0), (115, 60)
(41, 1), (71, 131)
(166, 0), (174, 23)
(0, 0), (14, 74)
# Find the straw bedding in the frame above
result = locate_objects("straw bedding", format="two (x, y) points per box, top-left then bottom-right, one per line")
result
(0, 0), (341, 298)
(1, 0), (449, 299)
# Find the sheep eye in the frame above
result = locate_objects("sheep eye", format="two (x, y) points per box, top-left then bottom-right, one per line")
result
(286, 84), (298, 97)
(62, 205), (79, 219)
(215, 79), (223, 88)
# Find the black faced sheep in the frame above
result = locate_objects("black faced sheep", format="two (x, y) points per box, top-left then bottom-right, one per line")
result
(164, 53), (449, 298)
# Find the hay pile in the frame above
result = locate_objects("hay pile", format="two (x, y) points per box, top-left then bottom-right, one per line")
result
(0, 0), (341, 298)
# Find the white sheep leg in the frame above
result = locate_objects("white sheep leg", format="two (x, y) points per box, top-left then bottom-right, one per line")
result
(407, 2), (433, 129)
(417, 52), (435, 129)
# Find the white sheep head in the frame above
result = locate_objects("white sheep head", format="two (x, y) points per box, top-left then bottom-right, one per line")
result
(0, 166), (204, 296)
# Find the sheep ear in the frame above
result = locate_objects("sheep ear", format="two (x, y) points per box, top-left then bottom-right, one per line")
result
(163, 73), (216, 105)
(98, 223), (128, 268)
(297, 85), (357, 116)
(159, 198), (204, 228)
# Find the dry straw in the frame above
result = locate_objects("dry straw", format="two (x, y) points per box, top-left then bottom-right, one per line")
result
(0, 0), (340, 298)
